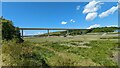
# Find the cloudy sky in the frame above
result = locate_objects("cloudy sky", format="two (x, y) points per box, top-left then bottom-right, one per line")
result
(2, 1), (118, 35)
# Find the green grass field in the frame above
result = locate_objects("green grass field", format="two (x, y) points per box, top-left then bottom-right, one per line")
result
(24, 33), (119, 66)
(1, 33), (120, 67)
(1, 17), (120, 67)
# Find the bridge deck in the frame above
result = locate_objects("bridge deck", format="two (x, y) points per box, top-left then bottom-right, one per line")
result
(19, 28), (89, 38)
(19, 28), (88, 30)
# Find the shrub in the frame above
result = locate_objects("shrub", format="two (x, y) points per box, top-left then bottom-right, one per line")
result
(1, 17), (23, 42)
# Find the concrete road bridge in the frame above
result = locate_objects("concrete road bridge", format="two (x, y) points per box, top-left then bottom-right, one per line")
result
(19, 28), (89, 38)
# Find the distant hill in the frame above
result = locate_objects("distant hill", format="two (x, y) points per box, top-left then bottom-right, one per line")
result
(32, 27), (120, 37)
(91, 27), (119, 33)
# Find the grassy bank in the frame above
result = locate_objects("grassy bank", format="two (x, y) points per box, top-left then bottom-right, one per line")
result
(36, 40), (118, 66)
(2, 37), (119, 67)
(2, 40), (49, 67)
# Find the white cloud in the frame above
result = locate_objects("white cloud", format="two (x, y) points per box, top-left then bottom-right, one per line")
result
(118, 0), (120, 12)
(70, 19), (75, 23)
(30, 32), (44, 35)
(83, 0), (103, 14)
(23, 32), (45, 36)
(61, 21), (67, 25)
(73, 20), (75, 23)
(76, 5), (80, 10)
(99, 5), (118, 18)
(37, 32), (44, 35)
(83, 0), (103, 21)
(106, 25), (118, 27)
(86, 12), (97, 21)
(87, 24), (100, 29)
(118, 0), (120, 3)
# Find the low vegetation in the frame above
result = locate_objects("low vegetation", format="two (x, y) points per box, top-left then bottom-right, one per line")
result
(2, 39), (119, 67)
(2, 39), (50, 67)
(24, 34), (119, 67)
(1, 18), (119, 67)
(32, 27), (120, 37)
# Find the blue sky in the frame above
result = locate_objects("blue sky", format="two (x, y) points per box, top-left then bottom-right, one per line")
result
(2, 1), (118, 35)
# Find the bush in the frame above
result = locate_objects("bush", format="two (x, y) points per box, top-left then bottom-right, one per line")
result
(1, 17), (23, 42)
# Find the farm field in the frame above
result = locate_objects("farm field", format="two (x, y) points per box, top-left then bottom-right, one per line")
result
(21, 33), (119, 67)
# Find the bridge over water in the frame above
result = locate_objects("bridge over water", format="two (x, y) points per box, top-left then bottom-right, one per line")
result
(19, 28), (89, 38)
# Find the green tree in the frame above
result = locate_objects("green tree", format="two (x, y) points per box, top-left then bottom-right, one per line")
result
(1, 17), (23, 42)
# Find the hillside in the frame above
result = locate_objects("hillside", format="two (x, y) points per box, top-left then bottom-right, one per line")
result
(1, 18), (119, 67)
(32, 27), (120, 37)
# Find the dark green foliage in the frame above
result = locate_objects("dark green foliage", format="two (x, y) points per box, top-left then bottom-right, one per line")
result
(1, 18), (23, 42)
(100, 36), (120, 39)
(37, 27), (119, 37)
(70, 27), (119, 34)
(2, 19), (14, 40)
(91, 27), (119, 32)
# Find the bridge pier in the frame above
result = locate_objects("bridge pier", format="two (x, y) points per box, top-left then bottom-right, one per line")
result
(82, 30), (84, 34)
(47, 29), (49, 37)
(67, 30), (69, 36)
(19, 28), (89, 37)
(21, 29), (23, 38)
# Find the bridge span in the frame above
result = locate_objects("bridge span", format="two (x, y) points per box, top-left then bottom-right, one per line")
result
(19, 28), (89, 38)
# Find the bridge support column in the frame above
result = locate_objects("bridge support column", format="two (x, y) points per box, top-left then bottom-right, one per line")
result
(21, 29), (23, 38)
(67, 30), (69, 36)
(82, 30), (84, 35)
(76, 30), (77, 35)
(47, 29), (49, 37)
